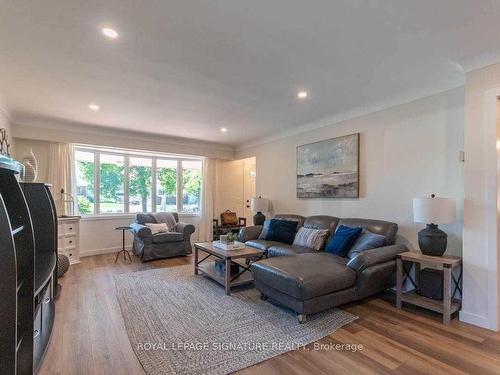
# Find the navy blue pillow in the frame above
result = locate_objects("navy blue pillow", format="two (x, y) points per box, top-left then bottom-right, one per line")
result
(265, 219), (298, 245)
(325, 225), (363, 256)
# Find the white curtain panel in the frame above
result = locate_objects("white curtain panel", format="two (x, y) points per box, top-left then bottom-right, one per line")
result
(47, 142), (75, 216)
(198, 158), (216, 242)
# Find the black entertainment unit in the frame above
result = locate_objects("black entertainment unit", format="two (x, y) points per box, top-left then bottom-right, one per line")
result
(0, 156), (57, 374)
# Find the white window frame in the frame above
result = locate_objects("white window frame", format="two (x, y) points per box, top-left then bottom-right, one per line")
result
(74, 146), (202, 218)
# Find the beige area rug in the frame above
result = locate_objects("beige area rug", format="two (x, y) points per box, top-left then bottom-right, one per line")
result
(115, 265), (357, 375)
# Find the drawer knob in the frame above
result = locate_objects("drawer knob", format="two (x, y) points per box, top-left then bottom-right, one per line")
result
(69, 227), (73, 230)
(69, 240), (73, 244)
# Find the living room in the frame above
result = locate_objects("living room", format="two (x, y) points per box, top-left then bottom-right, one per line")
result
(1, 1), (500, 374)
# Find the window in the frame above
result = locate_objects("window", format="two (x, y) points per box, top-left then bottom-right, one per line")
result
(129, 157), (152, 213)
(74, 146), (202, 216)
(182, 160), (201, 213)
(99, 153), (125, 214)
(75, 150), (95, 214)
(156, 159), (177, 212)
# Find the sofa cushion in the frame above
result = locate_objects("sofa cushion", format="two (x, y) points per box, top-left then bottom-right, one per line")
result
(251, 252), (355, 299)
(338, 218), (398, 246)
(152, 232), (184, 243)
(245, 240), (285, 251)
(267, 245), (316, 257)
(258, 214), (305, 239)
(265, 219), (298, 245)
(293, 227), (329, 250)
(145, 222), (169, 235)
(347, 229), (386, 259)
(325, 225), (362, 256)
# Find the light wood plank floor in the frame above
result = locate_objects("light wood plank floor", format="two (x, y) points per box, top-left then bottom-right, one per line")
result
(39, 253), (500, 375)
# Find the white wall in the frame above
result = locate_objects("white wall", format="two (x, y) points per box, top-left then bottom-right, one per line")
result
(237, 87), (465, 256)
(461, 63), (500, 331)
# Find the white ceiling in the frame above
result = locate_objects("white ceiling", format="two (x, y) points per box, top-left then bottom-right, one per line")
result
(1, 0), (500, 147)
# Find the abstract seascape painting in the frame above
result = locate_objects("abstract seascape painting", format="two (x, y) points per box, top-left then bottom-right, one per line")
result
(297, 133), (359, 198)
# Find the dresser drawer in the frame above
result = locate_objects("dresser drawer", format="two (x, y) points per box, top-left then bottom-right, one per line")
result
(62, 222), (77, 236)
(64, 236), (77, 249)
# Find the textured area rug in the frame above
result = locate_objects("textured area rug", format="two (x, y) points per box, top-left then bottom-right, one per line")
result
(115, 265), (357, 375)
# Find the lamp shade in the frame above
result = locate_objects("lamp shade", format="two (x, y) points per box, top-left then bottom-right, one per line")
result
(250, 197), (269, 212)
(413, 197), (456, 224)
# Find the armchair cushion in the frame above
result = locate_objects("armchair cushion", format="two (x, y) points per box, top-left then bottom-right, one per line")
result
(346, 244), (408, 275)
(152, 232), (184, 243)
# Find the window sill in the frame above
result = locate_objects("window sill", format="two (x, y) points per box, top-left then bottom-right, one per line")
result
(80, 213), (201, 221)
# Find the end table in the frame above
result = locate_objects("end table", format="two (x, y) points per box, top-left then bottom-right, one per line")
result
(115, 226), (132, 263)
(396, 251), (462, 324)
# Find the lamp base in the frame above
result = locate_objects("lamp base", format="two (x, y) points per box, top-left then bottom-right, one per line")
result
(253, 212), (266, 226)
(418, 224), (447, 256)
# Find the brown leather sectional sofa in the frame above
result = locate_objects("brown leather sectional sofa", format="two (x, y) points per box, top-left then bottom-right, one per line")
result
(240, 214), (407, 323)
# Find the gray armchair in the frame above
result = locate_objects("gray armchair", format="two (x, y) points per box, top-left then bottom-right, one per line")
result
(129, 212), (195, 262)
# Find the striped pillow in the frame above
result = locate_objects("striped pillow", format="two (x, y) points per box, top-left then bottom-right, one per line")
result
(293, 227), (329, 250)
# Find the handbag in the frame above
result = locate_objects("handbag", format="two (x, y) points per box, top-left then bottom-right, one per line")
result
(220, 210), (238, 226)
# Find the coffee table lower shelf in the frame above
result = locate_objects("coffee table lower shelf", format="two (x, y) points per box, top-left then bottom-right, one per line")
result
(197, 261), (254, 289)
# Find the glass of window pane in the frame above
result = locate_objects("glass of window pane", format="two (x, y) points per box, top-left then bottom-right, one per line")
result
(182, 160), (202, 213)
(99, 154), (125, 214)
(156, 159), (177, 212)
(75, 150), (95, 214)
(129, 157), (152, 213)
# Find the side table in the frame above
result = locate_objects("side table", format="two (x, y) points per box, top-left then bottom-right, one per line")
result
(115, 226), (133, 263)
(396, 251), (462, 325)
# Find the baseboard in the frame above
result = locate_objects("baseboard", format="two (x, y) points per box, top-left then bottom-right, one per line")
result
(80, 246), (124, 257)
(459, 310), (495, 330)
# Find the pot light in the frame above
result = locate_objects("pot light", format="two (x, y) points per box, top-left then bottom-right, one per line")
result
(297, 91), (308, 99)
(88, 104), (100, 111)
(220, 127), (228, 132)
(101, 28), (119, 39)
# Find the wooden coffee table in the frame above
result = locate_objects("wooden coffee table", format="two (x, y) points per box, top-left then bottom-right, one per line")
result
(194, 242), (265, 295)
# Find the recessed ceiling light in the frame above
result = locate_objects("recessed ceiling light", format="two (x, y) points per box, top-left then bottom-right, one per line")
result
(297, 91), (308, 99)
(220, 127), (228, 132)
(88, 104), (100, 111)
(101, 27), (119, 39)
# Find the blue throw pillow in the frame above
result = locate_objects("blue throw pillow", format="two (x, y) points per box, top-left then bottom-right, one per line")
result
(265, 219), (298, 245)
(347, 230), (386, 259)
(325, 225), (363, 256)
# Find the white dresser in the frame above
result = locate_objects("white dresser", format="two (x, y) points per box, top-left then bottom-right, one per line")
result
(57, 216), (81, 264)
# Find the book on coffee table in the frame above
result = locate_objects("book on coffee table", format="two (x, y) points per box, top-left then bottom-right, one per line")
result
(212, 241), (246, 250)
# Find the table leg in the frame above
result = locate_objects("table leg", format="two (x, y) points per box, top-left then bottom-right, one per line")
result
(396, 257), (403, 309)
(194, 246), (199, 275)
(225, 258), (231, 295)
(443, 265), (452, 325)
(415, 262), (421, 293)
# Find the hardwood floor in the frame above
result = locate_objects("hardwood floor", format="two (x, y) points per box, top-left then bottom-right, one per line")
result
(39, 253), (500, 375)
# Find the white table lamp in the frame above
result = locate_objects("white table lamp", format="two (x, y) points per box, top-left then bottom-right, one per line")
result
(413, 194), (456, 256)
(250, 197), (269, 225)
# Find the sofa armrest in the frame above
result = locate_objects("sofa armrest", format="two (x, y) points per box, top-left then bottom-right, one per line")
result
(238, 225), (263, 242)
(129, 222), (152, 239)
(346, 244), (408, 275)
(175, 222), (195, 241)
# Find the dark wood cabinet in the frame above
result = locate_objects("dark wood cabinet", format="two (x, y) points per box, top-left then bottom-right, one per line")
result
(0, 156), (57, 374)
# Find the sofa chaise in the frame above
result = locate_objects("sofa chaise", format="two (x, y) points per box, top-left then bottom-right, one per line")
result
(129, 212), (195, 262)
(241, 214), (407, 323)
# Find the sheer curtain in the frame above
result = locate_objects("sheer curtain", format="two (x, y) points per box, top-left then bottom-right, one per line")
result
(198, 158), (216, 242)
(47, 142), (75, 216)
